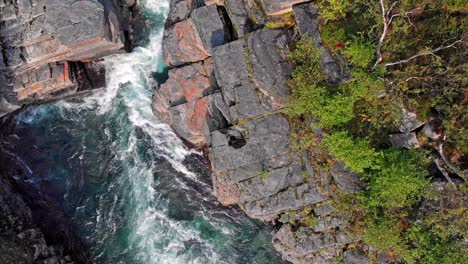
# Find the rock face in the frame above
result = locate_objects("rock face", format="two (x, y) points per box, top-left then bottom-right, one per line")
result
(259, 0), (311, 16)
(0, 0), (137, 117)
(292, 2), (348, 85)
(153, 1), (370, 263)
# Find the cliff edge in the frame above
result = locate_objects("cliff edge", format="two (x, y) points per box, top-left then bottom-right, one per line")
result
(153, 1), (371, 263)
(0, 0), (137, 117)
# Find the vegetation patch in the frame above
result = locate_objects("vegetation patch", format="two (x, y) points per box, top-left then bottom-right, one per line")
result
(286, 0), (467, 262)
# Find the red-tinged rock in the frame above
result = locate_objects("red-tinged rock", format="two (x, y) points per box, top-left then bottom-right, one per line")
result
(163, 20), (210, 67)
(213, 173), (241, 205)
(153, 96), (211, 149)
(0, 0), (130, 116)
(163, 5), (226, 67)
(173, 98), (211, 148)
(155, 59), (213, 108)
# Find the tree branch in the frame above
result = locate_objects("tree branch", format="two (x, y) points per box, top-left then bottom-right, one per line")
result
(437, 142), (466, 181)
(384, 36), (467, 67)
(373, 0), (399, 69)
(434, 157), (455, 185)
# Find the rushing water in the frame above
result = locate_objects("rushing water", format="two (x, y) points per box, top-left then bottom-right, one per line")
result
(0, 1), (283, 263)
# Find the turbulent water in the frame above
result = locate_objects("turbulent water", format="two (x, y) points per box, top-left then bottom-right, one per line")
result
(0, 1), (283, 263)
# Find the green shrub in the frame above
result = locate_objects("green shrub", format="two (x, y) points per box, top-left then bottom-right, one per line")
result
(363, 217), (407, 255)
(316, 0), (352, 21)
(322, 131), (381, 173)
(405, 224), (468, 264)
(342, 39), (375, 68)
(365, 149), (430, 209)
(286, 1), (466, 261)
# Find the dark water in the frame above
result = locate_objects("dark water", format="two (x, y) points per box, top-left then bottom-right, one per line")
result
(0, 1), (283, 263)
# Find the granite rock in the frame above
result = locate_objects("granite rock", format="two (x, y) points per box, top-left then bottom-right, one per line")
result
(162, 5), (225, 67)
(153, 1), (370, 263)
(398, 109), (425, 133)
(390, 132), (420, 149)
(259, 0), (310, 16)
(0, 0), (134, 117)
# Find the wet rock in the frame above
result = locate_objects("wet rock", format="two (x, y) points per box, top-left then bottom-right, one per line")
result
(72, 60), (107, 92)
(293, 2), (348, 85)
(390, 132), (420, 149)
(0, 161), (76, 263)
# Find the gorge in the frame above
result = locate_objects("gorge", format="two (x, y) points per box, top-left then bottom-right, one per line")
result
(1, 0), (466, 263)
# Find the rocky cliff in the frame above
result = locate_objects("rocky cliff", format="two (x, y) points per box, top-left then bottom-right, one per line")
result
(153, 1), (373, 263)
(0, 0), (137, 117)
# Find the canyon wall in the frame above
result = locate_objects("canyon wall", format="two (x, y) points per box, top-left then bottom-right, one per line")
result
(0, 1), (137, 263)
(153, 1), (375, 263)
(0, 0), (136, 117)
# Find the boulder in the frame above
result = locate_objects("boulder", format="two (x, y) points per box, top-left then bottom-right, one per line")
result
(152, 58), (231, 148)
(390, 132), (420, 149)
(398, 109), (425, 133)
(153, 59), (214, 111)
(422, 119), (443, 140)
(152, 92), (229, 149)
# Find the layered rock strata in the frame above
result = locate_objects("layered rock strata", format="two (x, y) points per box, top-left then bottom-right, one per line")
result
(154, 0), (373, 263)
(0, 0), (136, 116)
